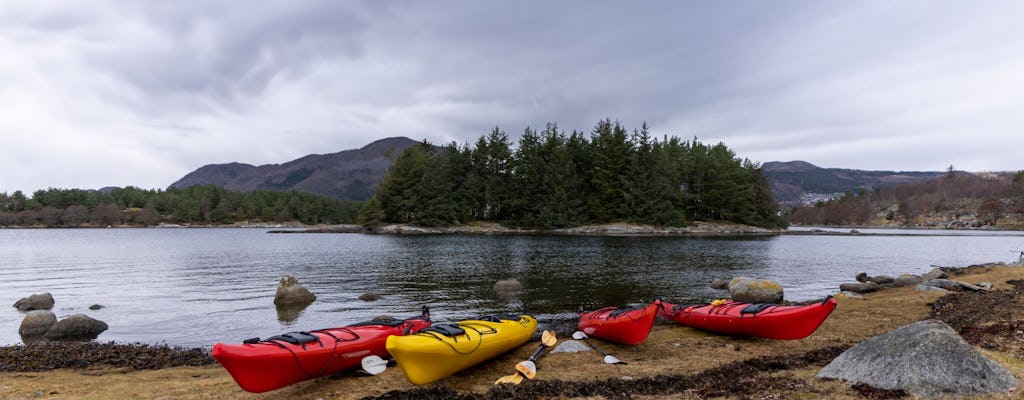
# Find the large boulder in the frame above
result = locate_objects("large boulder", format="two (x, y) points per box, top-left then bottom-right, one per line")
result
(19, 310), (57, 338)
(817, 319), (1018, 398)
(839, 282), (880, 294)
(728, 277), (783, 304)
(44, 314), (108, 341)
(273, 275), (316, 307)
(892, 274), (923, 287)
(922, 267), (947, 281)
(919, 279), (961, 291)
(13, 292), (55, 311)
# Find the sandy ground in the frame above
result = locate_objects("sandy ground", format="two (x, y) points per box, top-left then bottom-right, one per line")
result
(2, 264), (1023, 399)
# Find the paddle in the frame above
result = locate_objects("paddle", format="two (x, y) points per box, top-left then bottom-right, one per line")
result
(571, 331), (627, 365)
(360, 355), (388, 375)
(494, 330), (556, 385)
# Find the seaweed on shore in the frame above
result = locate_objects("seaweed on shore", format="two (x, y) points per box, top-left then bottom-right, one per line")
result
(0, 341), (214, 372)
(364, 346), (849, 400)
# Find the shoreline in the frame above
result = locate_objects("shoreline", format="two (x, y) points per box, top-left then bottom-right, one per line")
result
(3, 263), (1023, 399)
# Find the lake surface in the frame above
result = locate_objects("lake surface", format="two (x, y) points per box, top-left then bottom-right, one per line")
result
(2, 228), (1022, 347)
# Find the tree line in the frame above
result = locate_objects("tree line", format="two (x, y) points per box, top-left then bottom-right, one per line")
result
(360, 120), (786, 229)
(786, 170), (1024, 226)
(0, 185), (361, 227)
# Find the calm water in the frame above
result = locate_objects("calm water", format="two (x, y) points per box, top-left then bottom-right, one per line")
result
(2, 228), (1022, 347)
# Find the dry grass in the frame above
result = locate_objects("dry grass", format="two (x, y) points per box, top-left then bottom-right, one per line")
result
(3, 266), (1023, 399)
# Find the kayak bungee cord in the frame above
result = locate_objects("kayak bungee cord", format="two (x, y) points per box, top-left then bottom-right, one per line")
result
(254, 327), (362, 379)
(416, 321), (499, 356)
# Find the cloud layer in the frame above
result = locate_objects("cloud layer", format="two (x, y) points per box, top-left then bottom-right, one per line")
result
(2, 1), (1022, 193)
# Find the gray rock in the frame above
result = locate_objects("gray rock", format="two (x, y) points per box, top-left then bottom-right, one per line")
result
(920, 279), (961, 291)
(869, 275), (894, 285)
(44, 314), (108, 341)
(922, 267), (947, 281)
(88, 304), (104, 310)
(550, 340), (592, 354)
(493, 279), (523, 296)
(817, 319), (1018, 398)
(273, 275), (316, 306)
(956, 281), (990, 292)
(709, 279), (729, 290)
(838, 291), (866, 300)
(855, 272), (870, 283)
(13, 292), (55, 311)
(892, 274), (923, 287)
(839, 282), (880, 294)
(358, 292), (382, 301)
(728, 277), (783, 304)
(19, 310), (57, 338)
(849, 229), (860, 234)
(916, 284), (949, 294)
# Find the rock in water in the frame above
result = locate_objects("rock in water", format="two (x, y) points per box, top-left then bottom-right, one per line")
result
(19, 310), (57, 338)
(839, 282), (880, 294)
(817, 319), (1018, 398)
(493, 279), (523, 297)
(728, 277), (783, 303)
(892, 274), (923, 287)
(13, 292), (55, 311)
(44, 314), (109, 341)
(358, 292), (382, 301)
(273, 275), (316, 307)
(709, 278), (729, 290)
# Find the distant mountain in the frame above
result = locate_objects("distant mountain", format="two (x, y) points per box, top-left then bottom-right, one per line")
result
(762, 161), (945, 205)
(169, 137), (420, 201)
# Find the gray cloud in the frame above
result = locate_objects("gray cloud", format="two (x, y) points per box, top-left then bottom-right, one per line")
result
(1, 1), (1022, 194)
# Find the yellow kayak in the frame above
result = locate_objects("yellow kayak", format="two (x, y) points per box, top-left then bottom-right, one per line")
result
(386, 315), (537, 384)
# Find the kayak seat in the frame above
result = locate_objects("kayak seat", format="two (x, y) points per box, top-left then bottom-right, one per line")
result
(609, 305), (644, 317)
(420, 324), (466, 337)
(476, 315), (519, 323)
(740, 303), (774, 315)
(266, 331), (319, 346)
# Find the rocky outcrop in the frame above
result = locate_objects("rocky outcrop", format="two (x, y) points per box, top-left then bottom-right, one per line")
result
(728, 277), (783, 303)
(273, 275), (316, 306)
(19, 310), (57, 338)
(922, 267), (947, 281)
(818, 319), (1018, 397)
(44, 314), (109, 341)
(13, 293), (55, 311)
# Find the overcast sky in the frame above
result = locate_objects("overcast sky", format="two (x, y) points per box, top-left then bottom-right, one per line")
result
(2, 1), (1022, 194)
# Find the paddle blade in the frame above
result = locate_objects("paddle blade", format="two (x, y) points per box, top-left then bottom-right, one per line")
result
(494, 372), (525, 385)
(604, 354), (627, 365)
(572, 331), (587, 340)
(360, 355), (387, 375)
(515, 360), (537, 379)
(541, 330), (557, 347)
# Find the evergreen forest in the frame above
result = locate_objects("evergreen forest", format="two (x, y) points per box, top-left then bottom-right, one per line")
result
(361, 120), (786, 229)
(0, 185), (361, 227)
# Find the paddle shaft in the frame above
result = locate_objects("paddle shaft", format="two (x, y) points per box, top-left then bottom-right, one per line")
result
(580, 337), (613, 357)
(526, 342), (546, 362)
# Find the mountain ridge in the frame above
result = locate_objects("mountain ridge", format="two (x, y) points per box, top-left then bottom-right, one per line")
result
(168, 137), (420, 201)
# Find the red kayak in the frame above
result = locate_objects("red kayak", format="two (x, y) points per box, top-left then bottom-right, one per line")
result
(577, 299), (661, 345)
(659, 297), (837, 340)
(212, 308), (431, 393)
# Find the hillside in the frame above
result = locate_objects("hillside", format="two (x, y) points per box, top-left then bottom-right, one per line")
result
(787, 172), (1024, 229)
(169, 137), (420, 201)
(762, 161), (945, 206)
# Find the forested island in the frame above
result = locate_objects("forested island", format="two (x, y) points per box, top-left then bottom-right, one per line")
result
(360, 120), (785, 230)
(1, 120), (787, 230)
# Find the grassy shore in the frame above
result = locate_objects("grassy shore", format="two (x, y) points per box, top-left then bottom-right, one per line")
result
(2, 264), (1023, 399)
